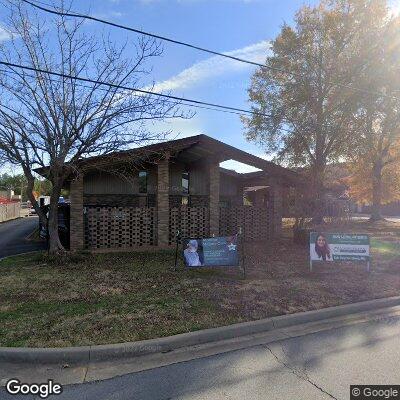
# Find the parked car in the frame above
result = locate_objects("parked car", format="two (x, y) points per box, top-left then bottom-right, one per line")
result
(39, 203), (70, 249)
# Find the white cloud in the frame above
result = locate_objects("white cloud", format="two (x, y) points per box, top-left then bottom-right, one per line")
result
(92, 11), (125, 19)
(146, 114), (205, 140)
(0, 26), (12, 42)
(151, 40), (270, 92)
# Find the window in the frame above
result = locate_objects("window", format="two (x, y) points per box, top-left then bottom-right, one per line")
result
(182, 171), (189, 194)
(138, 171), (148, 194)
(181, 171), (189, 206)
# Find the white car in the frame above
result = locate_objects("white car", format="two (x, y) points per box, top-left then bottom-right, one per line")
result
(29, 207), (37, 216)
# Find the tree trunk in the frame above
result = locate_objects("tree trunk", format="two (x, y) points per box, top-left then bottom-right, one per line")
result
(48, 184), (65, 254)
(311, 161), (326, 225)
(370, 162), (384, 221)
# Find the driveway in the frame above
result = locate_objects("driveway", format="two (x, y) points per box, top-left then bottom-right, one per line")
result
(0, 217), (46, 259)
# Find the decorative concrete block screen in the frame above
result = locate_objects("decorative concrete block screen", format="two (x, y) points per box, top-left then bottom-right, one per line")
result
(169, 207), (210, 244)
(219, 206), (272, 241)
(0, 203), (20, 223)
(84, 206), (156, 249)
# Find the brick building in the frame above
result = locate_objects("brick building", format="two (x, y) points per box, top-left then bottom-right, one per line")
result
(38, 135), (299, 251)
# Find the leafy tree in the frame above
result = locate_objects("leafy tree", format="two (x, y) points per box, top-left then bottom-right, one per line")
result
(33, 178), (52, 197)
(0, 173), (55, 200)
(347, 13), (400, 220)
(0, 173), (26, 195)
(242, 0), (389, 223)
(347, 155), (400, 208)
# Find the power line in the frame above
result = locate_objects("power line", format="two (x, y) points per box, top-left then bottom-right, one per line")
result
(18, 0), (396, 100)
(21, 0), (267, 68)
(0, 62), (296, 149)
(0, 61), (287, 123)
(0, 67), (255, 118)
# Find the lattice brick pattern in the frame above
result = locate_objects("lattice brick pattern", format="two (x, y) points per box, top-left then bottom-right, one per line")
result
(84, 206), (156, 249)
(169, 207), (210, 244)
(219, 207), (230, 236)
(219, 206), (271, 241)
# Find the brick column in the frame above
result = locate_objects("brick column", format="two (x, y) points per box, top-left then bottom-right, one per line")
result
(209, 161), (220, 236)
(157, 155), (170, 246)
(69, 174), (84, 250)
(271, 179), (283, 238)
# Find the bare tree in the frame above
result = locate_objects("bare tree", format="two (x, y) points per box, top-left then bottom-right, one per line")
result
(0, 1), (187, 253)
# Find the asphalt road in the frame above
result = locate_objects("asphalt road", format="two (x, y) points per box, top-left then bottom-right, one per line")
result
(1, 314), (399, 400)
(0, 217), (46, 258)
(353, 215), (400, 223)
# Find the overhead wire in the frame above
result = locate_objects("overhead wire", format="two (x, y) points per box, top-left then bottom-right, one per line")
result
(18, 0), (396, 100)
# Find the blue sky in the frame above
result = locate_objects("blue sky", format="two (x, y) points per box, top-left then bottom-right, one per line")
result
(82, 0), (319, 171)
(1, 0), (399, 173)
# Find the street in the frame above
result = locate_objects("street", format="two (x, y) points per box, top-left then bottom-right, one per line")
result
(0, 217), (46, 258)
(352, 215), (400, 223)
(1, 313), (399, 400)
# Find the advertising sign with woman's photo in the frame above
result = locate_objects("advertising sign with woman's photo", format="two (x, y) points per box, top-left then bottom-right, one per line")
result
(183, 235), (239, 268)
(310, 232), (370, 264)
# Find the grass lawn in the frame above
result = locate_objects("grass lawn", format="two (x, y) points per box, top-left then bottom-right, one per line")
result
(1, 218), (399, 348)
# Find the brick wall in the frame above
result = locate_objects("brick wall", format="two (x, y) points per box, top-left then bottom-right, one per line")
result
(85, 206), (156, 249)
(169, 207), (209, 244)
(157, 157), (170, 246)
(83, 194), (156, 207)
(219, 205), (272, 241)
(271, 182), (283, 237)
(209, 162), (220, 236)
(169, 195), (209, 208)
(70, 175), (84, 250)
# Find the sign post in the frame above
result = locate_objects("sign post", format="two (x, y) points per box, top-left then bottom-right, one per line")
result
(173, 230), (180, 271)
(310, 232), (371, 272)
(238, 227), (246, 279)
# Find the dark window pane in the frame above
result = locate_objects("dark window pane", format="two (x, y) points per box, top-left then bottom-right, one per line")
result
(139, 171), (147, 194)
(182, 172), (189, 194)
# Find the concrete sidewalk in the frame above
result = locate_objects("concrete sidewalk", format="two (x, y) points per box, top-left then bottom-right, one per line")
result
(1, 299), (400, 387)
(32, 311), (400, 400)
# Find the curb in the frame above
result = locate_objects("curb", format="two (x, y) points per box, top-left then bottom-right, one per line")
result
(1, 296), (400, 364)
(0, 250), (43, 263)
(25, 228), (40, 241)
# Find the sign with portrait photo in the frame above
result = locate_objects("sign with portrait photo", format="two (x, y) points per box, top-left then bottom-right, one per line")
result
(310, 232), (370, 262)
(183, 235), (239, 268)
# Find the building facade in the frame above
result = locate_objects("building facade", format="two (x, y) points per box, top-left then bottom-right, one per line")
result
(46, 135), (298, 251)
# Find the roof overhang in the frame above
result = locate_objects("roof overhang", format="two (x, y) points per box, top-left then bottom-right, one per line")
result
(35, 134), (300, 184)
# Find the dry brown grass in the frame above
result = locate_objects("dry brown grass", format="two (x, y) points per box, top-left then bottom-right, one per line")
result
(1, 218), (399, 347)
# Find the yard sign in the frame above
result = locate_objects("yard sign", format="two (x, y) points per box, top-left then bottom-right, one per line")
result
(183, 236), (239, 268)
(309, 232), (370, 272)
